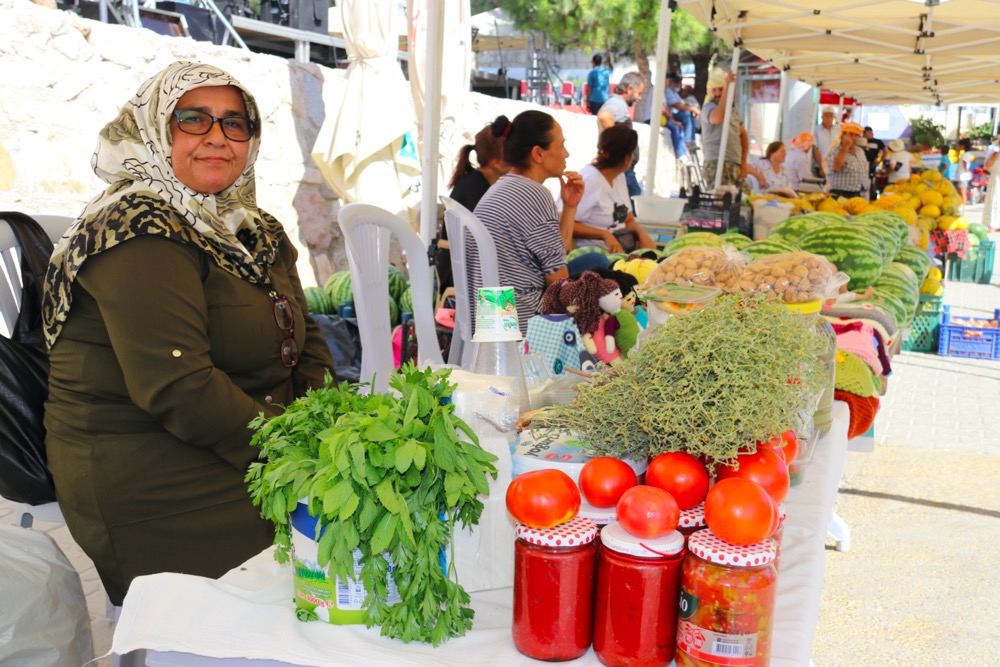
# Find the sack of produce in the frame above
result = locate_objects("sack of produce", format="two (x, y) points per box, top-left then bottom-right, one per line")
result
(737, 251), (843, 303)
(642, 244), (748, 293)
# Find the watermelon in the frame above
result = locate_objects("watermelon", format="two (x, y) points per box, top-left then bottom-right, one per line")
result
(660, 232), (725, 257)
(388, 264), (408, 302)
(743, 238), (800, 259)
(567, 245), (609, 263)
(796, 224), (885, 291)
(968, 222), (990, 241)
(853, 211), (910, 250)
(867, 288), (909, 327)
(874, 263), (921, 325)
(849, 219), (898, 267)
(389, 297), (400, 327)
(303, 286), (334, 315)
(892, 245), (932, 283)
(768, 212), (841, 245)
(324, 271), (354, 308)
(398, 286), (413, 315)
(720, 232), (753, 250)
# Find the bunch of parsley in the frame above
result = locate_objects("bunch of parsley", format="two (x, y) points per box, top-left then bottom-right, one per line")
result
(246, 364), (499, 645)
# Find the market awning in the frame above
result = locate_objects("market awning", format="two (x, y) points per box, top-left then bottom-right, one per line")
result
(678, 0), (1000, 106)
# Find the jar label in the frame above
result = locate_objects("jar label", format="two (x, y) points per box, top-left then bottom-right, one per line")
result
(678, 588), (699, 620)
(676, 620), (758, 666)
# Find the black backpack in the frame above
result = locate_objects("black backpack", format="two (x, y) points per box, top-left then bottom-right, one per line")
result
(0, 212), (57, 504)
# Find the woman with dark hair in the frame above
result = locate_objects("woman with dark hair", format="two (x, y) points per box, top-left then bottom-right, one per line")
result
(468, 110), (584, 334)
(435, 118), (510, 294)
(447, 118), (510, 212)
(568, 125), (656, 252)
(748, 141), (794, 192)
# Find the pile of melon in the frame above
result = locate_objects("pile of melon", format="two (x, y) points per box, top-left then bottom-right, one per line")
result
(303, 265), (412, 326)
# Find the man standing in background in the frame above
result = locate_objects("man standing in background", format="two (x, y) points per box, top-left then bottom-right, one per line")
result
(812, 106), (839, 180)
(598, 71), (645, 203)
(585, 53), (612, 115)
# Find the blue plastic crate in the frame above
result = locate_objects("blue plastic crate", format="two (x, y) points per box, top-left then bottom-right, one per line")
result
(936, 306), (1000, 360)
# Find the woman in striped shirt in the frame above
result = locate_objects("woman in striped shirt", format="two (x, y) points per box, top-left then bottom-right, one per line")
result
(469, 111), (585, 334)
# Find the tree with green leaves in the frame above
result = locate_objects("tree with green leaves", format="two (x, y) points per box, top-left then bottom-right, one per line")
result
(496, 1), (730, 110)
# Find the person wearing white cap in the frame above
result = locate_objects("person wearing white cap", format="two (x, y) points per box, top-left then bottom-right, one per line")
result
(886, 139), (913, 184)
(701, 68), (749, 191)
(812, 106), (839, 180)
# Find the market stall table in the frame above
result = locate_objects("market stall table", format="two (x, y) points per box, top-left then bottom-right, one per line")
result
(110, 402), (850, 667)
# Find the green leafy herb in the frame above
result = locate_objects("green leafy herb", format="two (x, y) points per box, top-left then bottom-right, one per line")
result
(246, 365), (498, 645)
(534, 293), (828, 467)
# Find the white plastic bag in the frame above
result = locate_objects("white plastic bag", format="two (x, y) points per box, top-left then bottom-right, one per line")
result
(0, 524), (93, 666)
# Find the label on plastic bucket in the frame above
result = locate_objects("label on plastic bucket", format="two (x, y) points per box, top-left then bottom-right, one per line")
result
(473, 286), (522, 342)
(290, 502), (400, 624)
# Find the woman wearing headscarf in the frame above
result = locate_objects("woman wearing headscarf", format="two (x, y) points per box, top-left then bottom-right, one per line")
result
(43, 61), (334, 605)
(829, 121), (870, 199)
(785, 132), (814, 190)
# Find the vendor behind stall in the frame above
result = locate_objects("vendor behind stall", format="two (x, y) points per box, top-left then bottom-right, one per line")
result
(829, 122), (870, 199)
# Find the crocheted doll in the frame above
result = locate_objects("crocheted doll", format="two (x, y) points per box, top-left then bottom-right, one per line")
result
(541, 271), (623, 364)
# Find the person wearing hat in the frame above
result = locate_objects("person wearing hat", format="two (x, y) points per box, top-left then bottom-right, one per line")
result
(829, 121), (870, 199)
(812, 106), (839, 180)
(702, 68), (750, 191)
(664, 72), (699, 143)
(786, 132), (814, 190)
(886, 139), (913, 185)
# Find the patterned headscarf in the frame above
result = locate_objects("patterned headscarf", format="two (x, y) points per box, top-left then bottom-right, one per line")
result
(44, 61), (283, 347)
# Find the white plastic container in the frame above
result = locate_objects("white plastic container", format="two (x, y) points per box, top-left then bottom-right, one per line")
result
(632, 196), (687, 223)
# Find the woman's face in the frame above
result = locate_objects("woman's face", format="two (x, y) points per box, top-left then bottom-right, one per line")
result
(537, 122), (569, 178)
(170, 85), (251, 194)
(771, 145), (787, 163)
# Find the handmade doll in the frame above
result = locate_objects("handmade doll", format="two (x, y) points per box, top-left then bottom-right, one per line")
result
(541, 271), (623, 365)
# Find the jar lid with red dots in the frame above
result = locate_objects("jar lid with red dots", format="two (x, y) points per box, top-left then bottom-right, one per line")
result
(600, 522), (685, 558)
(516, 516), (597, 547)
(778, 503), (787, 522)
(678, 503), (706, 529)
(687, 530), (776, 567)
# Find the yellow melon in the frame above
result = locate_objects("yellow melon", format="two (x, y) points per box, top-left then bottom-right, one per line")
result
(924, 169), (942, 182)
(954, 215), (969, 230)
(920, 204), (942, 218)
(936, 215), (955, 230)
(929, 267), (943, 281)
(893, 206), (917, 224)
(909, 174), (923, 185)
(844, 197), (870, 215)
(817, 197), (841, 212)
(907, 196), (923, 211)
(920, 190), (944, 207)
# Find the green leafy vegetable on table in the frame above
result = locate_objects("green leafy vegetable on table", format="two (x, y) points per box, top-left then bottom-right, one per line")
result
(246, 364), (499, 645)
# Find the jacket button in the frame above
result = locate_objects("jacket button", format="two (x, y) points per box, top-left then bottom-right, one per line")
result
(264, 395), (273, 403)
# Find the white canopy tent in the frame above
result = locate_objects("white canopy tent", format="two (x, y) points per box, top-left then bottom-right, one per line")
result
(676, 0), (1000, 106)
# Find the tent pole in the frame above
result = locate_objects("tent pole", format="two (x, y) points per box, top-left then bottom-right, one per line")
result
(714, 46), (741, 191)
(644, 0), (674, 196)
(420, 0), (446, 246)
(777, 69), (787, 142)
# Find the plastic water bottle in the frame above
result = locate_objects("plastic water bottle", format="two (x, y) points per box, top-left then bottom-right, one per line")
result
(472, 338), (532, 419)
(470, 286), (532, 434)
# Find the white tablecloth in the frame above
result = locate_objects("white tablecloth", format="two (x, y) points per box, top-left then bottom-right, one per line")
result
(112, 401), (850, 667)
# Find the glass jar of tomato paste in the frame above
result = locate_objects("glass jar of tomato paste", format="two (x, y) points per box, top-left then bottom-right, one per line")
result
(593, 523), (686, 667)
(677, 503), (707, 544)
(676, 531), (778, 667)
(512, 516), (597, 661)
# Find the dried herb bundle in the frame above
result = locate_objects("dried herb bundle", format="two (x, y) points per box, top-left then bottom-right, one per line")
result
(534, 294), (828, 465)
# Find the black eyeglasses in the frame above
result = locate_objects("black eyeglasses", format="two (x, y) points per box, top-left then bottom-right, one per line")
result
(270, 291), (299, 368)
(172, 109), (254, 142)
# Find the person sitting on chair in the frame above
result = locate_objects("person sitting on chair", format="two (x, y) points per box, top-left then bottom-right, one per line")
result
(563, 125), (657, 253)
(42, 61), (335, 606)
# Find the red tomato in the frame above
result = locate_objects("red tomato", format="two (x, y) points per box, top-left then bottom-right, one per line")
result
(766, 494), (782, 538)
(715, 448), (791, 504)
(615, 485), (680, 539)
(578, 457), (638, 508)
(645, 451), (710, 510)
(506, 469), (581, 528)
(753, 435), (785, 461)
(703, 478), (777, 546)
(779, 430), (800, 465)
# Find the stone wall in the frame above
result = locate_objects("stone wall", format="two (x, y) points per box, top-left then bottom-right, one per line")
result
(0, 0), (680, 287)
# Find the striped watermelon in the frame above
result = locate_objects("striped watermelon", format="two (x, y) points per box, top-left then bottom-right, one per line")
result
(743, 238), (800, 259)
(324, 271), (354, 308)
(768, 212), (842, 245)
(388, 264), (408, 302)
(660, 232), (724, 257)
(796, 224), (884, 291)
(303, 286), (334, 315)
(398, 286), (413, 315)
(720, 232), (753, 250)
(849, 219), (898, 267)
(866, 289), (909, 327)
(567, 245), (609, 263)
(853, 211), (909, 249)
(389, 297), (400, 327)
(875, 263), (921, 321)
(893, 245), (932, 283)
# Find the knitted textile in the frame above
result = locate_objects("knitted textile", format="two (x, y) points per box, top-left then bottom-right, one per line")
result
(831, 320), (884, 376)
(823, 303), (899, 347)
(835, 389), (880, 439)
(871, 328), (892, 376)
(834, 349), (880, 398)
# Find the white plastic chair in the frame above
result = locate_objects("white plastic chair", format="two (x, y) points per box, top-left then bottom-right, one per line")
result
(337, 204), (443, 394)
(1, 214), (74, 526)
(441, 196), (500, 369)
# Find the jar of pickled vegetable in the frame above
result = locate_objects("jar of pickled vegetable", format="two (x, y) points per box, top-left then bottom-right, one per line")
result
(512, 517), (597, 661)
(593, 523), (686, 667)
(676, 531), (778, 667)
(677, 503), (707, 544)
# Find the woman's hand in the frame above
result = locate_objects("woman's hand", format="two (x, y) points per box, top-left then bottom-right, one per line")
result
(604, 233), (625, 253)
(560, 171), (585, 208)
